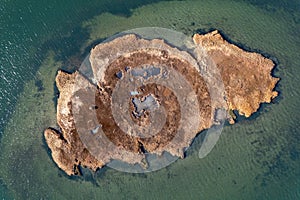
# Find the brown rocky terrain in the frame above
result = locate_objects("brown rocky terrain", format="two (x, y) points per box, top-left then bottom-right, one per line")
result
(193, 30), (279, 121)
(44, 30), (279, 175)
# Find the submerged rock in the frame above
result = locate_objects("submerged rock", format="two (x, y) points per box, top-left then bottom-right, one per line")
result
(44, 30), (279, 175)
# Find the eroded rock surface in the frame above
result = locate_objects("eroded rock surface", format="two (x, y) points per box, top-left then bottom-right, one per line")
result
(44, 30), (279, 175)
(193, 30), (279, 121)
(44, 71), (104, 175)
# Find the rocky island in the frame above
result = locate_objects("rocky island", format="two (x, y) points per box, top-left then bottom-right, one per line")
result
(44, 30), (279, 175)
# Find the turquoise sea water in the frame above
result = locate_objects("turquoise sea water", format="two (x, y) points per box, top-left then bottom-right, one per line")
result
(0, 0), (299, 199)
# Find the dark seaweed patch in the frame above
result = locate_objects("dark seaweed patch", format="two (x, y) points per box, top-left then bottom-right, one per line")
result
(35, 79), (44, 92)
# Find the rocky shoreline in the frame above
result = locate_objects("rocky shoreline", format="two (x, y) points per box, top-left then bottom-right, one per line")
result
(44, 30), (279, 175)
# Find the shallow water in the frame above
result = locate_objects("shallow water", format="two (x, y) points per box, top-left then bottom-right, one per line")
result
(0, 0), (299, 199)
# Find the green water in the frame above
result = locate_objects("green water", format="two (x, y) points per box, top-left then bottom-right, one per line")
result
(0, 0), (299, 199)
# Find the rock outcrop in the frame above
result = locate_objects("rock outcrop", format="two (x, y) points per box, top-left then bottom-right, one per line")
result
(193, 30), (279, 122)
(44, 30), (279, 175)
